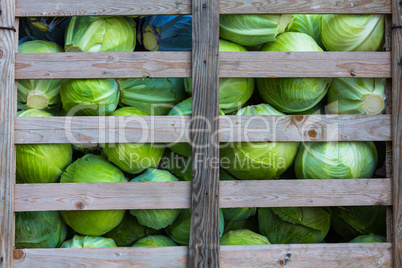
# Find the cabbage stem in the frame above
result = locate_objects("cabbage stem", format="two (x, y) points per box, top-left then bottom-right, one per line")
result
(27, 90), (49, 109)
(364, 94), (385, 114)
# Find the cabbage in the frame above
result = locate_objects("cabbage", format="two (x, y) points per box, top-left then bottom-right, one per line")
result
(102, 107), (165, 174)
(166, 209), (224, 245)
(332, 206), (386, 241)
(60, 79), (120, 116)
(160, 151), (193, 181)
(219, 15), (292, 46)
(133, 235), (177, 247)
(286, 15), (323, 49)
(65, 16), (136, 52)
(257, 32), (331, 113)
(15, 211), (67, 249)
(327, 78), (386, 115)
(220, 229), (270, 245)
(295, 142), (378, 179)
(18, 40), (63, 112)
(16, 110), (72, 183)
(185, 40), (254, 114)
(60, 154), (127, 235)
(350, 234), (386, 243)
(105, 212), (159, 247)
(139, 15), (192, 51)
(258, 207), (331, 244)
(130, 169), (180, 230)
(321, 15), (384, 51)
(60, 235), (117, 248)
(118, 78), (186, 115)
(220, 104), (299, 180)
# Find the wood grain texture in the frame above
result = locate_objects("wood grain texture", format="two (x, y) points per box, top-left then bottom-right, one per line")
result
(392, 0), (402, 265)
(15, 52), (391, 79)
(189, 0), (220, 265)
(15, 52), (191, 79)
(0, 0), (16, 266)
(15, 0), (192, 16)
(15, 0), (391, 16)
(14, 179), (391, 212)
(15, 115), (391, 144)
(219, 52), (391, 78)
(13, 243), (392, 268)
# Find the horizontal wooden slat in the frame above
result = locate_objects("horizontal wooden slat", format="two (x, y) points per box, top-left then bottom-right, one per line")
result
(220, 52), (391, 78)
(15, 0), (391, 16)
(15, 115), (391, 144)
(13, 243), (392, 267)
(15, 52), (391, 80)
(14, 179), (391, 212)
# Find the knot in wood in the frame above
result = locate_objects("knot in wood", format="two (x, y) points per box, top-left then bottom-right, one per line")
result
(202, 3), (207, 8)
(294, 115), (304, 122)
(350, 70), (356, 76)
(308, 129), (317, 138)
(0, 50), (3, 59)
(75, 201), (86, 210)
(13, 250), (25, 260)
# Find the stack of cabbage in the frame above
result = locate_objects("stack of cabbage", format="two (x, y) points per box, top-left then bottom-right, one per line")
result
(16, 13), (387, 248)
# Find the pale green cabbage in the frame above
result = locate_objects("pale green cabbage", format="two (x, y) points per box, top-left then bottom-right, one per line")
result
(60, 235), (117, 248)
(133, 235), (177, 247)
(286, 15), (323, 49)
(220, 229), (270, 245)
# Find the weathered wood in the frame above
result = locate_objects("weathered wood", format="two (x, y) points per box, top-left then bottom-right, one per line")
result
(0, 0), (16, 266)
(15, 52), (191, 79)
(219, 52), (391, 78)
(15, 52), (391, 79)
(15, 0), (391, 16)
(392, 0), (402, 265)
(14, 179), (391, 212)
(189, 0), (220, 265)
(15, 115), (391, 144)
(13, 243), (392, 268)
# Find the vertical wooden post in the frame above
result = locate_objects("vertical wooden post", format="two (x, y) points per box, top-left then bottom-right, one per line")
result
(392, 0), (402, 266)
(0, 0), (16, 266)
(189, 0), (220, 266)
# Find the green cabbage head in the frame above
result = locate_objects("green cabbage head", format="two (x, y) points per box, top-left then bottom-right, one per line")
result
(65, 16), (136, 52)
(220, 104), (299, 180)
(60, 79), (120, 116)
(258, 207), (331, 244)
(60, 154), (127, 235)
(185, 40), (254, 114)
(118, 78), (185, 115)
(286, 15), (323, 49)
(15, 211), (67, 249)
(130, 169), (180, 230)
(18, 40), (63, 112)
(295, 142), (378, 179)
(220, 229), (270, 245)
(328, 78), (386, 115)
(16, 110), (72, 183)
(133, 235), (177, 247)
(60, 235), (117, 248)
(350, 234), (386, 243)
(219, 14), (292, 46)
(102, 107), (165, 174)
(321, 15), (384, 51)
(257, 32), (332, 113)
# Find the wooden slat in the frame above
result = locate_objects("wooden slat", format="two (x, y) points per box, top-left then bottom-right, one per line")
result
(15, 115), (391, 144)
(0, 0), (16, 265)
(392, 0), (402, 266)
(15, 52), (191, 79)
(189, 0), (220, 265)
(14, 179), (391, 212)
(15, 52), (391, 79)
(220, 52), (391, 78)
(15, 0), (391, 16)
(13, 243), (392, 267)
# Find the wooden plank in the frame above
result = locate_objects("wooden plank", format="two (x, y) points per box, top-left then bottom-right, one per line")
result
(14, 115), (391, 144)
(13, 243), (392, 267)
(0, 0), (16, 265)
(15, 52), (191, 79)
(14, 179), (391, 212)
(15, 52), (391, 80)
(219, 0), (392, 14)
(219, 52), (391, 78)
(392, 0), (402, 266)
(15, 0), (391, 16)
(15, 116), (191, 144)
(189, 0), (220, 265)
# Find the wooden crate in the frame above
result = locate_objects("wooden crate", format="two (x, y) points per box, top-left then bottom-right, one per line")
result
(0, 0), (401, 267)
